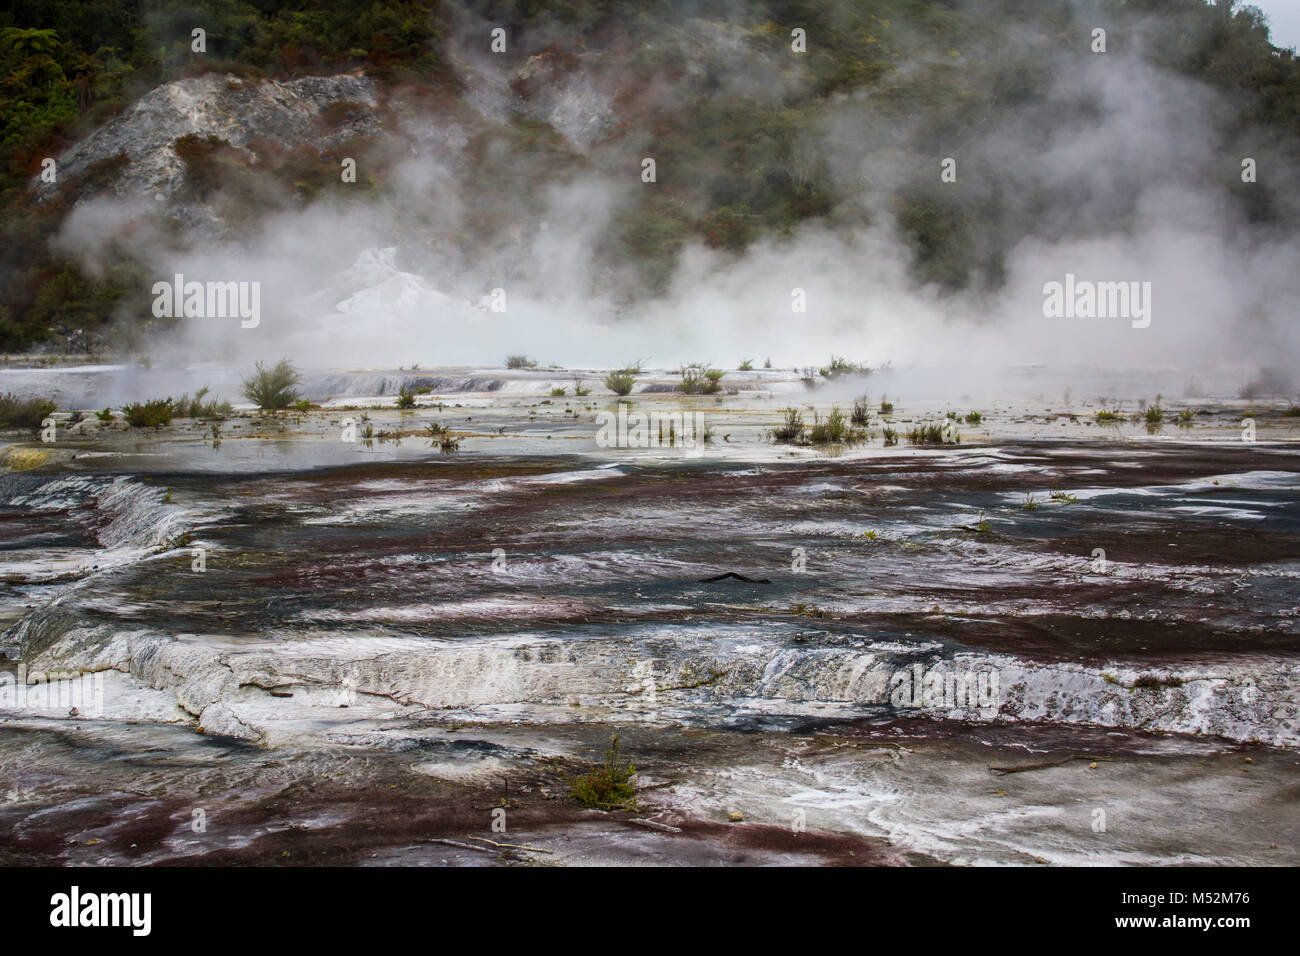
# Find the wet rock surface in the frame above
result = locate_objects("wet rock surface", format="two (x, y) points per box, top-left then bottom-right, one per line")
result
(2, 378), (1298, 864)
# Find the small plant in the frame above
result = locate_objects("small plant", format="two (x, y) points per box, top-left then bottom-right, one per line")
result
(569, 735), (637, 810)
(505, 354), (538, 369)
(1284, 403), (1300, 417)
(1022, 493), (1040, 511)
(173, 387), (232, 419)
(439, 433), (460, 452)
(551, 386), (567, 397)
(123, 398), (174, 428)
(0, 393), (56, 429)
(604, 370), (635, 396)
(907, 423), (955, 445)
(1095, 409), (1123, 424)
(964, 411), (982, 425)
(763, 357), (772, 369)
(1145, 404), (1164, 426)
(820, 355), (869, 379)
(678, 363), (723, 394)
(738, 358), (754, 371)
(293, 399), (312, 412)
(882, 426), (898, 446)
(851, 397), (871, 426)
(879, 397), (894, 415)
(772, 407), (805, 443)
(809, 406), (853, 444)
(799, 367), (819, 388)
(1049, 490), (1079, 504)
(1177, 409), (1195, 428)
(242, 359), (302, 410)
(572, 375), (590, 396)
(396, 385), (417, 408)
(96, 407), (114, 422)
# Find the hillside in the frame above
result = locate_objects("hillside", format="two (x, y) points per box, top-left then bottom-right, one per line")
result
(1, 0), (1298, 359)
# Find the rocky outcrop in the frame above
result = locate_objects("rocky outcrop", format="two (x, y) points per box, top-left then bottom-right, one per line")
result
(37, 72), (380, 205)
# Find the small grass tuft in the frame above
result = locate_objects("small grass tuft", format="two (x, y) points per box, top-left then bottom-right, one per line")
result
(851, 397), (871, 426)
(772, 407), (805, 443)
(819, 355), (870, 379)
(569, 735), (637, 810)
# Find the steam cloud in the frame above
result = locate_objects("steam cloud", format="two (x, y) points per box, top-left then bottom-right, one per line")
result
(49, 1), (1300, 389)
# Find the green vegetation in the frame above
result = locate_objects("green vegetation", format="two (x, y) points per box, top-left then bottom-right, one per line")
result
(880, 397), (894, 415)
(505, 355), (537, 369)
(907, 423), (957, 445)
(241, 359), (301, 410)
(95, 406), (113, 422)
(772, 407), (805, 443)
(882, 426), (898, 446)
(569, 736), (636, 810)
(738, 358), (754, 371)
(0, 392), (54, 428)
(122, 398), (172, 427)
(819, 356), (869, 379)
(808, 406), (859, 444)
(550, 386), (566, 396)
(964, 411), (982, 425)
(395, 384), (417, 408)
(1095, 409), (1123, 424)
(851, 397), (870, 426)
(678, 363), (724, 395)
(1144, 404), (1165, 431)
(172, 387), (230, 419)
(603, 370), (635, 396)
(773, 405), (866, 445)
